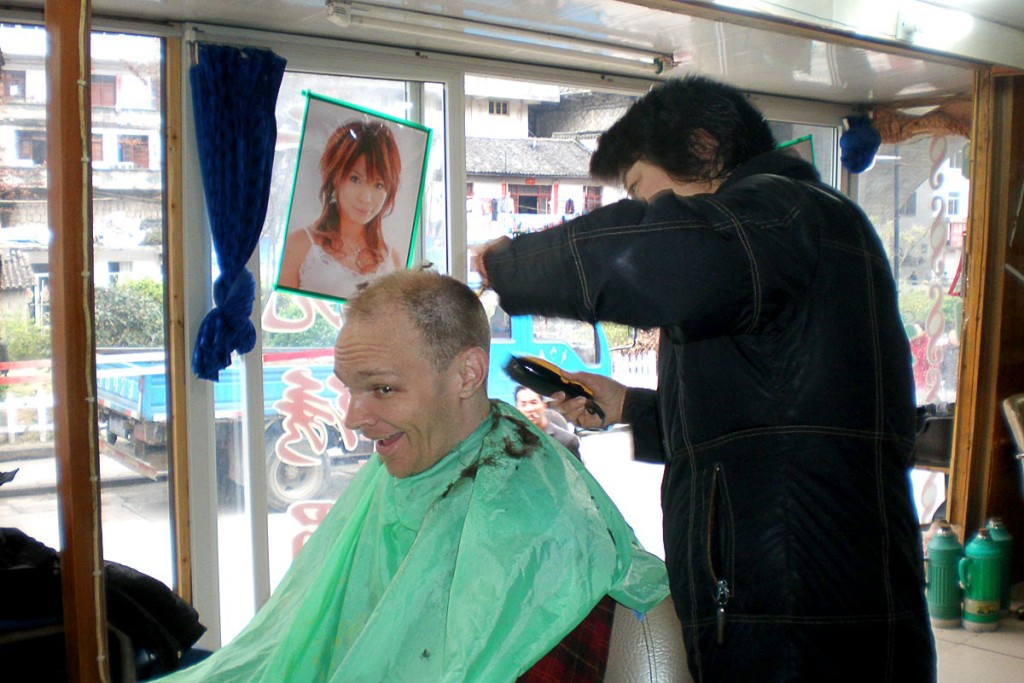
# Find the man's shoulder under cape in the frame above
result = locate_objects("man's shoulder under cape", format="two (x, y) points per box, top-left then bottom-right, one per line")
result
(159, 400), (668, 683)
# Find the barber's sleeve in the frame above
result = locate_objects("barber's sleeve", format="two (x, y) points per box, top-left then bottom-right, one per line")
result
(487, 186), (817, 336)
(484, 199), (649, 324)
(621, 388), (665, 462)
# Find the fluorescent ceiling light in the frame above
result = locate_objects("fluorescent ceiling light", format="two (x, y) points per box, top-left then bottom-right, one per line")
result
(324, 1), (673, 75)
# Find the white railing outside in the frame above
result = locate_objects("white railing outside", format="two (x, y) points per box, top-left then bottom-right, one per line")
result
(1, 351), (655, 445)
(0, 388), (54, 445)
(612, 350), (658, 390)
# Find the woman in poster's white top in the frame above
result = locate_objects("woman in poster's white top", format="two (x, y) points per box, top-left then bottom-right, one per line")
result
(279, 120), (404, 300)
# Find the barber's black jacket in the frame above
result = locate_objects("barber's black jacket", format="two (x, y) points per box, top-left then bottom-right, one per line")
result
(485, 151), (935, 681)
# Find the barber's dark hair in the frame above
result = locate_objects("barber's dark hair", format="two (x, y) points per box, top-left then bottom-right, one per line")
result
(589, 75), (776, 185)
(344, 270), (490, 372)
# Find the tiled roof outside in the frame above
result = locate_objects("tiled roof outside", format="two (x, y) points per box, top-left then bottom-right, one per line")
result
(466, 137), (592, 178)
(0, 247), (34, 290)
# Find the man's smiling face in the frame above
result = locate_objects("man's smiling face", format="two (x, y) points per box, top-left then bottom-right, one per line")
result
(334, 305), (466, 478)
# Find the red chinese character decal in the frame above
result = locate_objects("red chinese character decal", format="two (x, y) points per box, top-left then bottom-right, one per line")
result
(272, 367), (360, 466)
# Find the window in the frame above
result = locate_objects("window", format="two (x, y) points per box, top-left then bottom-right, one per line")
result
(532, 317), (601, 366)
(856, 136), (966, 408)
(949, 221), (967, 248)
(948, 191), (961, 216)
(92, 74), (117, 107)
(480, 290), (511, 339)
(583, 185), (602, 214)
(2, 69), (26, 100)
(32, 271), (49, 324)
(0, 27), (174, 635)
(507, 183), (550, 215)
(951, 145), (967, 171)
(767, 121), (838, 189)
(108, 260), (132, 284)
(239, 70), (448, 643)
(92, 133), (103, 162)
(462, 74), (664, 559)
(488, 99), (509, 115)
(16, 129), (46, 164)
(118, 134), (150, 168)
(900, 193), (917, 216)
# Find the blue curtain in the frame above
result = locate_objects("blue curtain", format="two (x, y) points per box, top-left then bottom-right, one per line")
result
(189, 43), (287, 380)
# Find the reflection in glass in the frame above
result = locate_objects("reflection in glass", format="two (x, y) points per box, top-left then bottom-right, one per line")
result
(857, 136), (967, 407)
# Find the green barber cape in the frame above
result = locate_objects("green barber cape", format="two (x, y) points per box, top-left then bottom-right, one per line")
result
(160, 401), (668, 682)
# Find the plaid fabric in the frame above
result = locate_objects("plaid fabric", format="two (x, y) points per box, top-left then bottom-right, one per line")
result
(517, 595), (617, 683)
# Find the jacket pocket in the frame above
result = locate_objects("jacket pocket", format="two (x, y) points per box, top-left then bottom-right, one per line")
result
(705, 462), (734, 644)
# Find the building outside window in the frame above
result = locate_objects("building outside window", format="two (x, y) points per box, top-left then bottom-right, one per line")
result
(507, 182), (550, 215)
(92, 73), (117, 107)
(2, 69), (26, 100)
(948, 191), (961, 216)
(900, 193), (917, 216)
(16, 128), (46, 164)
(107, 260), (132, 284)
(118, 134), (150, 168)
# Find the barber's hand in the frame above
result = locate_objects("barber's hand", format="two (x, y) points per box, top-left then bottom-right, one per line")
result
(550, 371), (627, 430)
(469, 237), (510, 288)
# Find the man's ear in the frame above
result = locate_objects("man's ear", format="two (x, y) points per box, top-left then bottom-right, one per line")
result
(691, 128), (719, 162)
(455, 346), (489, 398)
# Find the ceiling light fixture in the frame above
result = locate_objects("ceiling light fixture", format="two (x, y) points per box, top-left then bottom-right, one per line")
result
(323, 1), (673, 76)
(325, 1), (352, 29)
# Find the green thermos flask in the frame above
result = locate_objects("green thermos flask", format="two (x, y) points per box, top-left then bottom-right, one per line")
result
(926, 521), (963, 628)
(958, 528), (1003, 631)
(985, 517), (1013, 612)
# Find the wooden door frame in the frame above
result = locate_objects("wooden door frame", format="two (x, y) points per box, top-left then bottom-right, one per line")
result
(949, 70), (1024, 583)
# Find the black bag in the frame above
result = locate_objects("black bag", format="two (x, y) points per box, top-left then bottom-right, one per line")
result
(0, 528), (206, 681)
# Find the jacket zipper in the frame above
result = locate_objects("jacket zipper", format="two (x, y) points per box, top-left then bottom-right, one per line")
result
(708, 463), (731, 644)
(715, 578), (731, 644)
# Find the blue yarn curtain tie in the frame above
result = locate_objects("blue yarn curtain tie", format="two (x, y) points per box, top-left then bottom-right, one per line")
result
(840, 115), (882, 174)
(192, 270), (257, 381)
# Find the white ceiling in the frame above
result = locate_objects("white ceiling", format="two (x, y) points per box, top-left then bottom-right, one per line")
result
(926, 0), (1024, 31)
(6, 0), (1023, 104)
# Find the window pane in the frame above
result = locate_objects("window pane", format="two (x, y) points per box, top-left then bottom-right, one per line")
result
(422, 82), (448, 272)
(855, 135), (965, 526)
(0, 27), (175, 598)
(856, 136), (966, 408)
(213, 71), (449, 644)
(463, 74), (630, 398)
(461, 74), (664, 555)
(768, 121), (838, 188)
(92, 74), (117, 107)
(91, 31), (174, 589)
